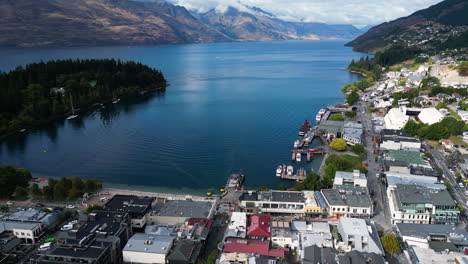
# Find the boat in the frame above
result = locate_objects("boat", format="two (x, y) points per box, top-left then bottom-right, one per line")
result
(66, 92), (79, 120)
(296, 153), (301, 162)
(206, 189), (213, 196)
(293, 140), (300, 148)
(276, 165), (283, 177)
(304, 141), (309, 147)
(318, 109), (326, 115)
(19, 128), (26, 132)
(299, 120), (311, 136)
(286, 166), (293, 176)
(112, 98), (120, 104)
(219, 186), (225, 192)
(316, 114), (322, 122)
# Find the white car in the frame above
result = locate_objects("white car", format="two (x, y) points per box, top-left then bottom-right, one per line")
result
(6, 201), (13, 206)
(459, 183), (464, 188)
(465, 190), (468, 196)
(60, 224), (73, 231)
(66, 205), (76, 209)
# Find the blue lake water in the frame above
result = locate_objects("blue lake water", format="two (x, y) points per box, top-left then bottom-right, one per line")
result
(0, 40), (365, 194)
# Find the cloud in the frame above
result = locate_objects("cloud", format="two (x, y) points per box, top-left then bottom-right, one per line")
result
(166, 0), (443, 27)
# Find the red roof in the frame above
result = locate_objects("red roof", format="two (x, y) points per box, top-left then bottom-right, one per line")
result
(188, 218), (213, 229)
(247, 215), (271, 237)
(223, 238), (288, 257)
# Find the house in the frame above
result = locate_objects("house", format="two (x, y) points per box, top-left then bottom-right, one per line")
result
(342, 121), (363, 146)
(321, 186), (373, 218)
(246, 215), (271, 239)
(292, 221), (333, 258)
(0, 208), (61, 244)
(104, 195), (154, 228)
(380, 129), (421, 151)
(387, 184), (459, 225)
(31, 211), (132, 264)
(384, 108), (409, 129)
(396, 223), (468, 251)
(333, 170), (367, 187)
(335, 218), (383, 255)
(439, 139), (454, 150)
(227, 212), (247, 238)
(270, 221), (292, 248)
(123, 233), (175, 264)
(239, 191), (324, 215)
(383, 150), (431, 169)
(222, 238), (288, 258)
(302, 245), (385, 264)
(147, 199), (215, 225)
(418, 107), (444, 125)
(167, 239), (202, 264)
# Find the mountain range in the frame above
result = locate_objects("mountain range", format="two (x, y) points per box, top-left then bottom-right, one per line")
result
(346, 0), (468, 53)
(0, 0), (365, 47)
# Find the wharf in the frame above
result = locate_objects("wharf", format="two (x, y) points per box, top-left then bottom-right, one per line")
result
(291, 148), (325, 162)
(278, 166), (307, 181)
(296, 127), (318, 148)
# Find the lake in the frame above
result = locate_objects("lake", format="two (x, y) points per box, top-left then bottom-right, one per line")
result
(0, 40), (365, 194)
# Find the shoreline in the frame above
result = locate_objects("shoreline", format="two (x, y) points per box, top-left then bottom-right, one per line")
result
(345, 68), (368, 77)
(0, 88), (165, 141)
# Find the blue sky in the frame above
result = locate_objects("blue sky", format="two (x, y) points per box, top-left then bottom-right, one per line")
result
(167, 0), (442, 27)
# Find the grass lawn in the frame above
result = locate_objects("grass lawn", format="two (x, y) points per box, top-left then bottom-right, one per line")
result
(339, 154), (362, 171)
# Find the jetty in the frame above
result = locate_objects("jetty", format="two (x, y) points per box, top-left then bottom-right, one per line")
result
(291, 148), (325, 162)
(278, 165), (308, 181)
(295, 127), (319, 148)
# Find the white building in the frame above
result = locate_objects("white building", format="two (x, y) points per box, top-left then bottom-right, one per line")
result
(333, 170), (367, 187)
(380, 129), (421, 151)
(271, 221), (292, 248)
(123, 234), (174, 264)
(291, 221), (333, 259)
(336, 218), (383, 255)
(227, 212), (247, 238)
(418, 107), (444, 125)
(384, 108), (409, 129)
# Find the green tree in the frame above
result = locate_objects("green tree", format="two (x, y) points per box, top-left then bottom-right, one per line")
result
(84, 179), (102, 193)
(455, 171), (461, 178)
(53, 183), (68, 200)
(330, 114), (344, 121)
(31, 183), (42, 198)
(85, 204), (103, 214)
(344, 111), (357, 118)
(14, 186), (28, 199)
(278, 184), (287, 191)
(350, 144), (365, 154)
(346, 91), (359, 105)
(329, 138), (347, 151)
(381, 233), (401, 256)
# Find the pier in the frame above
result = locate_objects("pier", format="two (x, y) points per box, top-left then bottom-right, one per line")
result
(278, 165), (308, 181)
(291, 148), (325, 162)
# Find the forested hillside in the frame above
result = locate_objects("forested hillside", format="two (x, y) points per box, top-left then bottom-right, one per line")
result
(0, 59), (166, 135)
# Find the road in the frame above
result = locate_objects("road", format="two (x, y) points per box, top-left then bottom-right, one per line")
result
(357, 101), (392, 230)
(424, 142), (467, 211)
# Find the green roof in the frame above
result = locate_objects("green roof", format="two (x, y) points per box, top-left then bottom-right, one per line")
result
(386, 150), (429, 166)
(167, 240), (202, 264)
(428, 241), (459, 252)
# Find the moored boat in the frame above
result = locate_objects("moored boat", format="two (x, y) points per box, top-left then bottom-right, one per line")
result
(276, 165), (283, 177)
(296, 153), (301, 162)
(294, 140), (300, 148)
(286, 166), (293, 175)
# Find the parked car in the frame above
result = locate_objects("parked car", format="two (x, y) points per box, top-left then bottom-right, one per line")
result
(459, 182), (464, 188)
(6, 201), (13, 206)
(66, 205), (75, 209)
(35, 203), (44, 207)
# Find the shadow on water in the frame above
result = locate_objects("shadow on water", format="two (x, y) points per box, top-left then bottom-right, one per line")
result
(0, 91), (165, 155)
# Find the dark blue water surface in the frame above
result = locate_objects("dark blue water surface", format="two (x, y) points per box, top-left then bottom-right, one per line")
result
(0, 40), (365, 193)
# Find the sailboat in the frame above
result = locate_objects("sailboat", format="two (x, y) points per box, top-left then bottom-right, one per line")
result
(66, 92), (79, 120)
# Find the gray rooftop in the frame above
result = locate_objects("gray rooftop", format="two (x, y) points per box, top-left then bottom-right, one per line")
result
(321, 189), (346, 206)
(395, 184), (456, 207)
(271, 191), (305, 202)
(124, 233), (174, 254)
(151, 200), (212, 218)
(396, 223), (468, 240)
